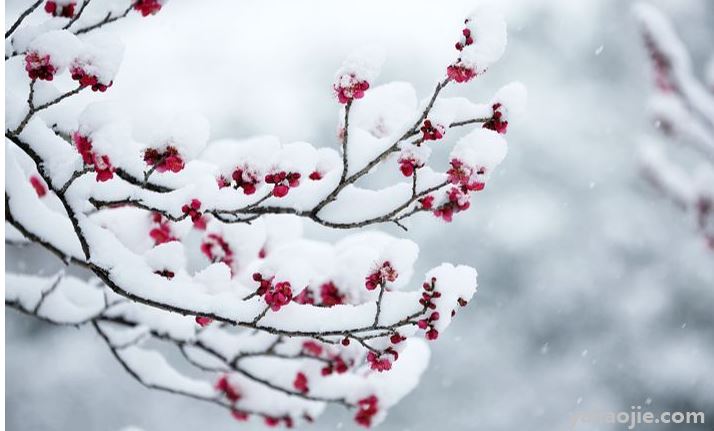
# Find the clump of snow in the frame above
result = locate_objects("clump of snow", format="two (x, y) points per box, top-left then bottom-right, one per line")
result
(335, 46), (385, 86)
(458, 3), (507, 75)
(367, 338), (430, 410)
(428, 97), (490, 129)
(397, 141), (431, 173)
(425, 263), (478, 333)
(347, 82), (418, 139)
(144, 241), (187, 272)
(193, 262), (234, 294)
(492, 81), (528, 121)
(150, 112), (210, 160)
(74, 32), (125, 85)
(78, 102), (128, 134)
(76, 101), (139, 165)
(27, 30), (83, 71)
(334, 232), (419, 300)
(114, 345), (216, 397)
(10, 19), (66, 55)
(451, 128), (508, 173)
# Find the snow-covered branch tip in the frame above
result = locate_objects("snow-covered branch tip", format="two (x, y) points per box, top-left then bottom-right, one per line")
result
(633, 3), (714, 249)
(5, 1), (525, 427)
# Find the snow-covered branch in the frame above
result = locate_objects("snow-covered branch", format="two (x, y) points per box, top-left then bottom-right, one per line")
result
(633, 3), (714, 249)
(7, 271), (433, 426)
(5, 1), (524, 427)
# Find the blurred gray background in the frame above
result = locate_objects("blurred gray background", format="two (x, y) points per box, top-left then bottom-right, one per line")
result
(5, 0), (714, 430)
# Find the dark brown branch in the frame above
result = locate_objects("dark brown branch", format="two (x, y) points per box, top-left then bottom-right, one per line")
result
(115, 168), (173, 193)
(449, 117), (490, 128)
(339, 100), (352, 184)
(32, 273), (63, 314)
(373, 284), (386, 326)
(59, 168), (92, 194)
(89, 197), (188, 222)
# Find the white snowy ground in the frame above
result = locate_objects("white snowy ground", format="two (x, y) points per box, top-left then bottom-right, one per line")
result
(5, 0), (714, 430)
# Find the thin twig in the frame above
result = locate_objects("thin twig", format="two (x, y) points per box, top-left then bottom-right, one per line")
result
(74, 2), (135, 35)
(63, 0), (93, 30)
(5, 0), (43, 40)
(340, 100), (352, 184)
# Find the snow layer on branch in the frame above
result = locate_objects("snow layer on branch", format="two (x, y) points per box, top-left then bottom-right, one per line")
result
(100, 323), (151, 348)
(66, 164), (479, 334)
(75, 33), (125, 85)
(335, 232), (419, 293)
(5, 223), (29, 243)
(78, 102), (140, 163)
(451, 128), (508, 173)
(398, 141), (431, 168)
(639, 144), (697, 208)
(256, 239), (335, 287)
(5, 59), (31, 130)
(492, 81), (528, 121)
(28, 30), (82, 71)
(428, 80), (526, 130)
(648, 94), (714, 161)
(415, 166), (449, 191)
(346, 128), (394, 177)
(633, 2), (714, 122)
(429, 97), (490, 128)
(145, 111), (210, 160)
(6, 273), (105, 324)
(632, 3), (690, 73)
(426, 263), (478, 332)
(226, 372), (326, 419)
(335, 46), (385, 86)
(18, 119), (83, 186)
(318, 182), (412, 224)
(78, 102), (129, 133)
(263, 215), (304, 253)
(5, 146), (84, 259)
(459, 3), (507, 75)
(113, 345), (216, 398)
(202, 136), (280, 175)
(347, 82), (418, 139)
(365, 339), (430, 421)
(104, 301), (199, 342)
(250, 230), (418, 305)
(201, 136), (340, 210)
(6, 273), (62, 313)
(144, 241), (187, 273)
(198, 328), (278, 360)
(9, 18), (66, 55)
(91, 207), (164, 253)
(256, 291), (423, 333)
